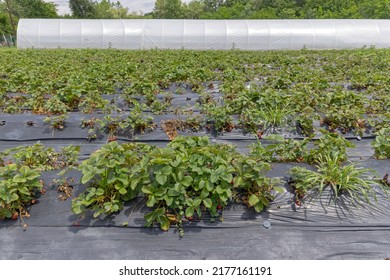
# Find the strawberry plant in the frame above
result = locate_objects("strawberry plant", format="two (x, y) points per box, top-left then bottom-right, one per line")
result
(98, 115), (123, 136)
(319, 90), (367, 135)
(96, 104), (155, 139)
(80, 117), (99, 129)
(2, 95), (26, 114)
(56, 82), (83, 109)
(307, 130), (355, 164)
(78, 92), (109, 113)
(43, 96), (67, 115)
(58, 145), (80, 169)
(239, 108), (266, 134)
(295, 113), (316, 137)
(369, 113), (390, 132)
(121, 102), (156, 135)
(143, 136), (238, 234)
(43, 114), (68, 130)
(0, 164), (43, 220)
(203, 103), (234, 133)
(86, 129), (98, 141)
(372, 128), (390, 159)
(249, 136), (309, 163)
(232, 156), (282, 212)
(182, 114), (204, 132)
(124, 79), (159, 96)
(9, 144), (58, 170)
(248, 141), (274, 162)
(72, 141), (152, 218)
(23, 93), (46, 114)
(265, 135), (309, 163)
(6, 144), (80, 171)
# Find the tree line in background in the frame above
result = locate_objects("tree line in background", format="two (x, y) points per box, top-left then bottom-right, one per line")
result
(155, 0), (390, 19)
(1, 0), (390, 35)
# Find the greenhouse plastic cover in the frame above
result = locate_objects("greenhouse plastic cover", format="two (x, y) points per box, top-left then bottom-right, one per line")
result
(17, 19), (390, 50)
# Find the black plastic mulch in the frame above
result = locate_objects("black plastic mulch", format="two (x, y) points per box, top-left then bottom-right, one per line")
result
(0, 105), (390, 260)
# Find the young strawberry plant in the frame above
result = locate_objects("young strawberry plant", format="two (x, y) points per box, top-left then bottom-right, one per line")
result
(42, 96), (68, 115)
(249, 136), (309, 163)
(98, 115), (123, 137)
(78, 92), (109, 113)
(307, 130), (355, 164)
(319, 90), (367, 135)
(43, 114), (69, 131)
(80, 117), (99, 129)
(6, 144), (80, 171)
(248, 141), (274, 162)
(57, 145), (80, 169)
(295, 113), (316, 137)
(239, 108), (266, 135)
(121, 102), (156, 135)
(232, 156), (282, 212)
(372, 128), (390, 159)
(203, 103), (235, 133)
(143, 136), (238, 234)
(0, 164), (43, 220)
(72, 141), (153, 218)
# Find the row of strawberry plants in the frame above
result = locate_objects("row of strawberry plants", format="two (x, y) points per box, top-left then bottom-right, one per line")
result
(1, 49), (390, 97)
(2, 86), (389, 138)
(2, 134), (389, 235)
(1, 49), (390, 138)
(1, 49), (390, 120)
(67, 135), (390, 234)
(72, 137), (281, 236)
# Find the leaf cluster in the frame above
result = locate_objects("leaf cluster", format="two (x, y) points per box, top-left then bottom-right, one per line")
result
(72, 136), (281, 234)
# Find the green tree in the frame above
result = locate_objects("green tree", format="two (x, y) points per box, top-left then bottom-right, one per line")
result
(13, 0), (58, 18)
(183, 0), (204, 19)
(208, 2), (246, 19)
(0, 0), (58, 35)
(69, 0), (97, 18)
(358, 0), (390, 19)
(0, 12), (12, 34)
(153, 0), (184, 19)
(182, 0), (390, 19)
(95, 0), (129, 19)
(203, 0), (224, 12)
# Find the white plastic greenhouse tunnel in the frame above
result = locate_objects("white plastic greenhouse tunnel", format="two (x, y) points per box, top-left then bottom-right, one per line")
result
(17, 19), (390, 50)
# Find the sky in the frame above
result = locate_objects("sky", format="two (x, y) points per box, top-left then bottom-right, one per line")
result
(50, 0), (192, 16)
